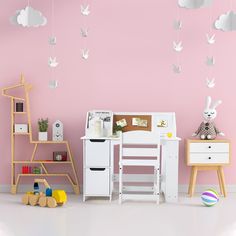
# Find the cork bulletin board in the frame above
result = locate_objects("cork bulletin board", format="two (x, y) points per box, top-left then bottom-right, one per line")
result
(113, 115), (152, 132)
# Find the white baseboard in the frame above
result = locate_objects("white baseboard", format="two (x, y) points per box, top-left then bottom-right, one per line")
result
(1, 183), (236, 194)
(178, 184), (236, 193)
(113, 174), (236, 193)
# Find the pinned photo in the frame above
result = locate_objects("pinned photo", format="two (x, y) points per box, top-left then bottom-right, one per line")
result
(132, 118), (141, 126)
(132, 118), (148, 127)
(116, 119), (127, 128)
(157, 120), (168, 128)
(138, 119), (148, 127)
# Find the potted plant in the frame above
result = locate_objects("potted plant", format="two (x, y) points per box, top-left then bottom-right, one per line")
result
(38, 118), (49, 141)
(113, 124), (123, 136)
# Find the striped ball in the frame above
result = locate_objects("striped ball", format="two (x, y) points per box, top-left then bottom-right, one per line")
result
(201, 189), (219, 207)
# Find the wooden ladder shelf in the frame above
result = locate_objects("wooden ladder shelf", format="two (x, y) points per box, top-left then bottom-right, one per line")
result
(2, 75), (80, 194)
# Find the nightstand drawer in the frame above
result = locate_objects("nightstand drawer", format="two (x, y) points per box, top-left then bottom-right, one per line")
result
(189, 153), (229, 164)
(85, 139), (110, 166)
(190, 143), (229, 153)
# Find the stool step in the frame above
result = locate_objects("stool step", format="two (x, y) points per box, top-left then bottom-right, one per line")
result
(123, 186), (156, 192)
(121, 159), (159, 167)
(121, 194), (159, 202)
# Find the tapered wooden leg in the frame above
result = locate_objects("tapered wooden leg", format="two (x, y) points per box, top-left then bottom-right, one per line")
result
(219, 166), (227, 197)
(188, 167), (194, 195)
(217, 167), (223, 196)
(189, 166), (198, 197)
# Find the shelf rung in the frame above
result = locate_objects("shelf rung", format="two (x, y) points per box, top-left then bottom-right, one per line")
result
(13, 161), (72, 164)
(31, 141), (68, 144)
(13, 112), (27, 115)
(19, 174), (68, 177)
(13, 133), (30, 135)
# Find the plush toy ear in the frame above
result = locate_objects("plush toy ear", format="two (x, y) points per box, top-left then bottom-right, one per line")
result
(212, 100), (222, 109)
(205, 96), (211, 109)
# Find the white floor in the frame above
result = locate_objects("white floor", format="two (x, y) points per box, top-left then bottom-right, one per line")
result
(0, 193), (235, 236)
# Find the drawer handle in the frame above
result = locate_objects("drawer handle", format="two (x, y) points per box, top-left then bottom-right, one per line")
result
(208, 157), (212, 160)
(89, 139), (106, 142)
(208, 146), (211, 149)
(90, 168), (106, 171)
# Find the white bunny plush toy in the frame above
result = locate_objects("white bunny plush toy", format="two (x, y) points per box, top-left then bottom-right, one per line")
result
(192, 96), (225, 140)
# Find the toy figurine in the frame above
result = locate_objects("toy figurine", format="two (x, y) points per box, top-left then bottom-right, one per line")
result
(192, 96), (224, 140)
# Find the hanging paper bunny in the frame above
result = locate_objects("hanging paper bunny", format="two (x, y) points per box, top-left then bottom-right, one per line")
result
(192, 96), (224, 140)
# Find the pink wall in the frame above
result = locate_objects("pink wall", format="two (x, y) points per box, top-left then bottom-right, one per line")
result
(0, 0), (235, 187)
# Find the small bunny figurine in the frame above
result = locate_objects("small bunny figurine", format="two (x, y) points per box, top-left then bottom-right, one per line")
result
(192, 96), (225, 140)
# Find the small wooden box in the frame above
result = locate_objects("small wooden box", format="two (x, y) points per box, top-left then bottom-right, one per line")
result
(15, 102), (24, 112)
(14, 124), (28, 133)
(53, 151), (67, 161)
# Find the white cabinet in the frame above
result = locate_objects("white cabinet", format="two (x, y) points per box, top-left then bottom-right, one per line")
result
(82, 138), (113, 201)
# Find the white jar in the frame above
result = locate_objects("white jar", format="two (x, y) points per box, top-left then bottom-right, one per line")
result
(94, 119), (103, 137)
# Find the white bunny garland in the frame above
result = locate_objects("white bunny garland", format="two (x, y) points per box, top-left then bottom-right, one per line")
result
(192, 96), (224, 140)
(172, 3), (183, 74)
(81, 2), (90, 60)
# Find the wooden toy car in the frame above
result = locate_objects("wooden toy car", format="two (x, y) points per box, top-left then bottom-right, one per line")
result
(22, 179), (67, 208)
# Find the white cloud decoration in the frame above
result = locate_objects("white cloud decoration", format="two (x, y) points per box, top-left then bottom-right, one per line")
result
(215, 11), (236, 32)
(178, 0), (213, 9)
(10, 6), (47, 27)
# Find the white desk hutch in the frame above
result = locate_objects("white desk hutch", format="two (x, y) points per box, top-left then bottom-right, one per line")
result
(81, 111), (181, 203)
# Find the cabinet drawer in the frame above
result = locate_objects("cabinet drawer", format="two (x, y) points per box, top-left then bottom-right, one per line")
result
(190, 143), (229, 153)
(85, 168), (110, 195)
(85, 139), (110, 167)
(189, 153), (229, 164)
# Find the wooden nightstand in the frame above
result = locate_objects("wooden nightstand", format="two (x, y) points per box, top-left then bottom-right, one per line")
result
(186, 139), (231, 197)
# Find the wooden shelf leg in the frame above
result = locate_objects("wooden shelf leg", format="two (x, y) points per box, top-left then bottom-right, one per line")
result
(189, 166), (198, 197)
(219, 166), (227, 197)
(11, 185), (17, 194)
(11, 98), (15, 194)
(30, 143), (38, 162)
(66, 142), (80, 195)
(188, 167), (194, 195)
(217, 167), (223, 196)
